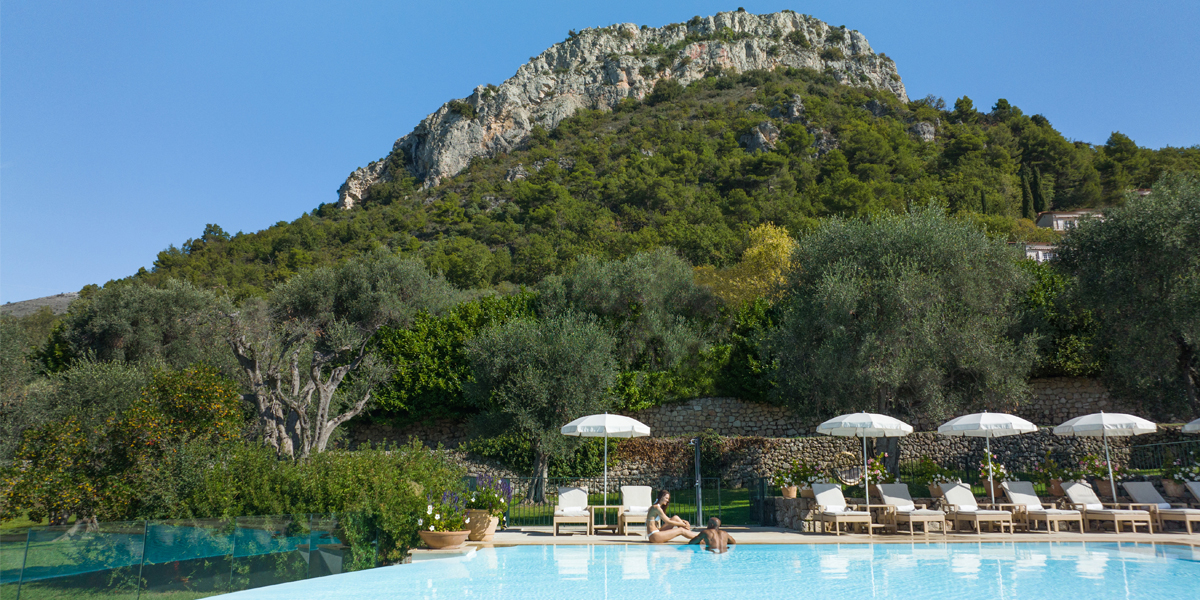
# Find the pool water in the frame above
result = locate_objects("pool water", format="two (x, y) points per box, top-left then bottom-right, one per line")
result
(223, 542), (1200, 600)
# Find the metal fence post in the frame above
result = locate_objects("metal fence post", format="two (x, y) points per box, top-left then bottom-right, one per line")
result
(14, 527), (31, 600)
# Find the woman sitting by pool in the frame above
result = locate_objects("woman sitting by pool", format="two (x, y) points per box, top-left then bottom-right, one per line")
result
(646, 490), (698, 543)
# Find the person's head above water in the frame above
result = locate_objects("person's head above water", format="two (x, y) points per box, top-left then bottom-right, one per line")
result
(656, 490), (670, 509)
(707, 517), (721, 530)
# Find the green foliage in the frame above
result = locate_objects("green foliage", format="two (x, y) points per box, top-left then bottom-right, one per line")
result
(465, 313), (617, 497)
(447, 100), (477, 120)
(646, 78), (684, 105)
(785, 30), (811, 48)
(1018, 260), (1102, 377)
(826, 28), (846, 44)
(762, 205), (1037, 422)
(461, 429), (611, 478)
(820, 48), (844, 61)
(1055, 173), (1200, 417)
(373, 292), (536, 420)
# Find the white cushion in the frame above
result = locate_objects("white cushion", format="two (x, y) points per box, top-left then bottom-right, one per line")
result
(1157, 502), (1171, 510)
(1085, 503), (1104, 511)
(823, 504), (846, 513)
(895, 503), (916, 512)
(823, 509), (863, 516)
(1028, 508), (1079, 516)
(623, 506), (648, 515)
(555, 507), (588, 517)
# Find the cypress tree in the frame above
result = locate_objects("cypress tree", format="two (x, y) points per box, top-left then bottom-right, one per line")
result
(1020, 169), (1035, 219)
(980, 189), (988, 213)
(1031, 167), (1048, 213)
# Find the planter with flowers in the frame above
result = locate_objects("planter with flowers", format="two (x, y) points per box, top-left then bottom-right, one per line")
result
(417, 493), (470, 549)
(977, 454), (1010, 499)
(465, 474), (511, 542)
(864, 452), (896, 499)
(1078, 454), (1126, 500)
(775, 460), (822, 498)
(1161, 459), (1200, 498)
(908, 458), (959, 497)
(1030, 452), (1074, 496)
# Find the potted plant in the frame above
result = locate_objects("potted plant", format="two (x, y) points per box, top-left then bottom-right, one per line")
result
(864, 452), (896, 499)
(977, 453), (1009, 499)
(773, 470), (798, 499)
(1030, 452), (1071, 496)
(1162, 458), (1200, 498)
(910, 458), (957, 497)
(465, 474), (510, 542)
(1079, 454), (1126, 499)
(417, 493), (470, 549)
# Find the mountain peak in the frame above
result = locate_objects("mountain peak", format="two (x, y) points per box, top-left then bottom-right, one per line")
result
(337, 10), (906, 208)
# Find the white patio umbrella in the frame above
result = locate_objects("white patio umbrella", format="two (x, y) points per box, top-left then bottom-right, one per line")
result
(1053, 412), (1156, 502)
(937, 412), (1038, 505)
(561, 413), (651, 509)
(817, 412), (913, 513)
(1182, 418), (1200, 434)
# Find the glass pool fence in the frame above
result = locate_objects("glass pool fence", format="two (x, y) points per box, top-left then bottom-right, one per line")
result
(0, 513), (378, 600)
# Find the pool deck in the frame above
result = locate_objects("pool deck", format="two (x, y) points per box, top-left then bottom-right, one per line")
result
(409, 526), (1200, 559)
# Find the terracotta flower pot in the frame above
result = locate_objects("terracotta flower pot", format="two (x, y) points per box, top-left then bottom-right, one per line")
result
(1094, 479), (1117, 501)
(1049, 479), (1065, 497)
(980, 480), (1003, 500)
(800, 486), (815, 498)
(781, 486), (798, 499)
(1161, 479), (1186, 499)
(928, 484), (944, 498)
(466, 510), (499, 542)
(418, 530), (470, 549)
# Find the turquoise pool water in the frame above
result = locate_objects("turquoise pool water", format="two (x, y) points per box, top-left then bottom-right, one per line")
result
(223, 542), (1200, 600)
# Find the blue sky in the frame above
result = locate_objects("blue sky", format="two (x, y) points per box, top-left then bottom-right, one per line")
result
(2, 0), (1198, 303)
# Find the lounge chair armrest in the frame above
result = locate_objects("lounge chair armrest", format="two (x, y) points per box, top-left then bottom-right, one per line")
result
(1121, 503), (1157, 511)
(914, 503), (927, 510)
(982, 503), (1018, 510)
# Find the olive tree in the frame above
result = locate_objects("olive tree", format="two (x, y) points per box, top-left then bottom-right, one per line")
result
(762, 205), (1037, 463)
(1055, 173), (1200, 417)
(465, 313), (618, 501)
(225, 250), (459, 458)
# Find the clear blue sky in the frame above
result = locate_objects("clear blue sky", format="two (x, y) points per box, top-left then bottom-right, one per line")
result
(3, 0), (1198, 303)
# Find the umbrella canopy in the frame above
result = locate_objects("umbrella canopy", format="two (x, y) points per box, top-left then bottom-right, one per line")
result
(561, 413), (651, 516)
(817, 413), (913, 513)
(1053, 412), (1156, 502)
(937, 412), (1037, 504)
(1053, 412), (1156, 438)
(1182, 418), (1200, 434)
(561, 413), (651, 438)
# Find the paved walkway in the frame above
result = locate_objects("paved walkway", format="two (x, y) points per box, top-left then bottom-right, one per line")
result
(408, 526), (1200, 559)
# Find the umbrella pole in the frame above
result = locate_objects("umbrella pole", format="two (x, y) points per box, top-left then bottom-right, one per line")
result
(987, 436), (994, 506)
(863, 435), (870, 513)
(1103, 429), (1117, 503)
(604, 432), (609, 525)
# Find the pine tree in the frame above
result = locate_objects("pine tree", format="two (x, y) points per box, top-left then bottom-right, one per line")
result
(1020, 169), (1035, 219)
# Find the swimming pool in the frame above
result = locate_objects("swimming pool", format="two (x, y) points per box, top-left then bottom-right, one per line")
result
(223, 542), (1200, 600)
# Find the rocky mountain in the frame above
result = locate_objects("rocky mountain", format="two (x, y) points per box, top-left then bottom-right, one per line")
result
(337, 10), (906, 208)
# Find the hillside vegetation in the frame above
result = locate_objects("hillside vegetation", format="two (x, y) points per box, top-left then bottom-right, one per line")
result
(137, 67), (1200, 298)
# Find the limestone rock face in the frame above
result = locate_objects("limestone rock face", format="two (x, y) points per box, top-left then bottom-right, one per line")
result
(337, 11), (908, 208)
(741, 121), (781, 153)
(910, 121), (936, 142)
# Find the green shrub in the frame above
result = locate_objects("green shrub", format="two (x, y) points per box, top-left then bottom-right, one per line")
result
(785, 30), (810, 48)
(448, 100), (477, 120)
(820, 48), (845, 61)
(827, 28), (846, 44)
(646, 78), (684, 105)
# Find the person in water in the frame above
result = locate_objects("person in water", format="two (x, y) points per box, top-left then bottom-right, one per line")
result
(646, 490), (698, 543)
(689, 517), (736, 553)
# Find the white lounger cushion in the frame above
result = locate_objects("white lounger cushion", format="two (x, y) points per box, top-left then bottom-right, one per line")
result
(1158, 508), (1200, 515)
(554, 507), (589, 517)
(953, 508), (1010, 515)
(624, 506), (649, 515)
(899, 509), (944, 516)
(1027, 508), (1080, 516)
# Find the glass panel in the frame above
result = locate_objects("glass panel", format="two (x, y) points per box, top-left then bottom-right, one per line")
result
(231, 515), (310, 591)
(336, 513), (377, 573)
(0, 528), (30, 595)
(15, 520), (144, 600)
(140, 518), (235, 599)
(306, 514), (343, 579)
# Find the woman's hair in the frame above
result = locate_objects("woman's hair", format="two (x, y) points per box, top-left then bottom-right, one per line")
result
(656, 490), (670, 510)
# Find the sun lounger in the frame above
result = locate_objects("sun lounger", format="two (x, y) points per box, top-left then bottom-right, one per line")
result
(940, 482), (1014, 534)
(1188, 482), (1200, 509)
(1062, 481), (1152, 533)
(1121, 481), (1200, 534)
(553, 487), (591, 536)
(812, 483), (873, 536)
(875, 483), (947, 537)
(617, 485), (652, 535)
(1001, 481), (1083, 533)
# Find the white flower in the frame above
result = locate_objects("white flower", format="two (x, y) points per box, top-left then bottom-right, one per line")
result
(418, 518), (423, 526)
(465, 517), (471, 524)
(427, 505), (433, 515)
(435, 514), (440, 520)
(429, 525), (434, 531)
(500, 497), (505, 503)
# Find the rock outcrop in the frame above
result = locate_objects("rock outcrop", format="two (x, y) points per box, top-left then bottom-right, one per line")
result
(337, 10), (908, 208)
